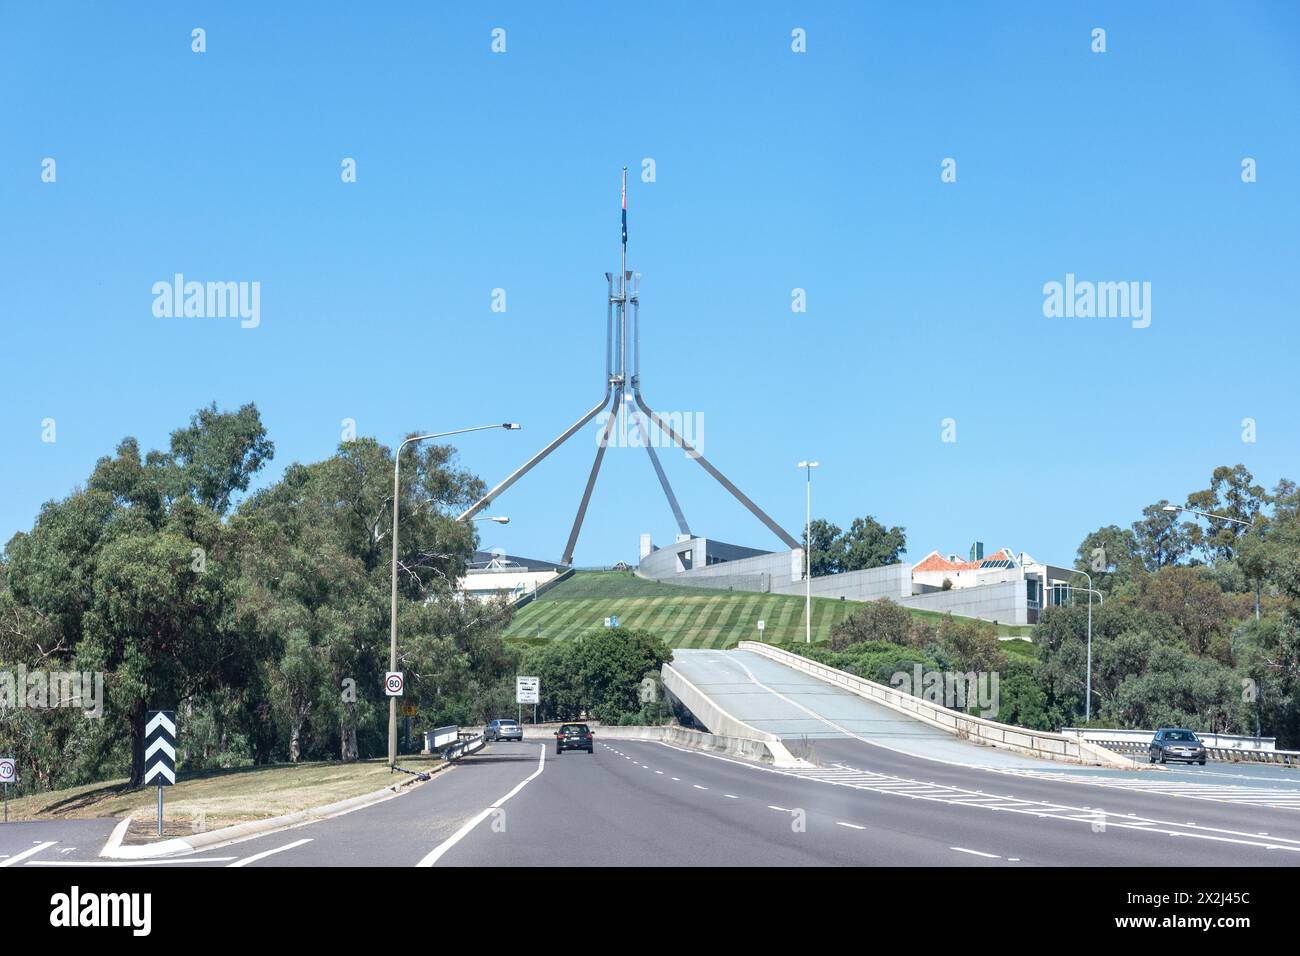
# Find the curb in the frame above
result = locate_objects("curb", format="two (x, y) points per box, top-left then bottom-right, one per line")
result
(100, 761), (453, 860)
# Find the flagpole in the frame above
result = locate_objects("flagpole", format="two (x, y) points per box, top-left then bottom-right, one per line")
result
(619, 165), (628, 436)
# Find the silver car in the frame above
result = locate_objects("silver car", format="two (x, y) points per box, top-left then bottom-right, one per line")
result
(1149, 728), (1207, 765)
(484, 719), (523, 742)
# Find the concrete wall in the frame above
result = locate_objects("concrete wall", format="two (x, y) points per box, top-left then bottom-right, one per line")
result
(771, 562), (912, 602)
(738, 642), (1130, 768)
(899, 579), (1027, 625)
(638, 539), (802, 591)
(660, 662), (803, 767)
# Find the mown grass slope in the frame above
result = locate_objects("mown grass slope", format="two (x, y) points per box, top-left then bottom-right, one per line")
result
(503, 570), (1032, 648)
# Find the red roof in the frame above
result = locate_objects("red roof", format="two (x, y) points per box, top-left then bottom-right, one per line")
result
(913, 549), (1010, 573)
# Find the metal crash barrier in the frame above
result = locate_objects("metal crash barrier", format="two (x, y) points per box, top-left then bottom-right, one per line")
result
(440, 731), (485, 762)
(1090, 738), (1300, 767)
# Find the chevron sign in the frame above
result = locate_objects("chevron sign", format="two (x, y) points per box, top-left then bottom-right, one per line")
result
(144, 710), (177, 786)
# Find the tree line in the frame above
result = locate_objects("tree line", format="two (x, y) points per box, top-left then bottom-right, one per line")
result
(801, 465), (1300, 746)
(0, 403), (669, 793)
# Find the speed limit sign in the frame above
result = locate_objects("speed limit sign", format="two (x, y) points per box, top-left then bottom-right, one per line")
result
(0, 758), (14, 784)
(384, 672), (404, 697)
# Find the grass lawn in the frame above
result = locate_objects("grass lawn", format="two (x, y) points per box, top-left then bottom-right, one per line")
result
(504, 571), (1036, 648)
(5, 755), (442, 839)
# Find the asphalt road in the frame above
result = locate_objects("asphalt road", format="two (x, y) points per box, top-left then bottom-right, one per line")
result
(6, 650), (1300, 867)
(5, 732), (1300, 867)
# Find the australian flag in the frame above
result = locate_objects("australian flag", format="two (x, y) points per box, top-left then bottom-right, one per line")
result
(621, 177), (627, 246)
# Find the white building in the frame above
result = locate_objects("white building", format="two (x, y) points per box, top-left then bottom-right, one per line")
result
(460, 551), (564, 603)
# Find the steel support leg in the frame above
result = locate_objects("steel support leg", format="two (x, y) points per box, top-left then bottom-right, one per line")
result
(632, 388), (799, 549)
(458, 389), (613, 521)
(561, 389), (622, 565)
(629, 404), (691, 537)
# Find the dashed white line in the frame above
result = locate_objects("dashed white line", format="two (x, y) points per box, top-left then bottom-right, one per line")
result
(836, 822), (867, 830)
(0, 842), (55, 867)
(227, 838), (313, 868)
(951, 846), (1000, 859)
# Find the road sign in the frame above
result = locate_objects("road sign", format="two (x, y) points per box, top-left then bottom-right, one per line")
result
(399, 702), (418, 717)
(144, 711), (176, 786)
(0, 756), (12, 823)
(604, 615), (619, 628)
(385, 672), (404, 697)
(516, 676), (539, 705)
(757, 620), (766, 633)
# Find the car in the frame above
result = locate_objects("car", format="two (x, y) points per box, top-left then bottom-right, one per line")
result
(1149, 728), (1208, 765)
(554, 723), (594, 755)
(484, 719), (523, 742)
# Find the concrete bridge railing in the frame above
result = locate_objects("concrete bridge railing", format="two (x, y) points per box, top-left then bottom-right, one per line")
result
(660, 662), (806, 768)
(737, 641), (1131, 768)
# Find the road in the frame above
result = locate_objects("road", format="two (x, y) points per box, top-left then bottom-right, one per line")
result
(5, 648), (1300, 867)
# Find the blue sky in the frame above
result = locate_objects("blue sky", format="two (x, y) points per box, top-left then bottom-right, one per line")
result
(2, 2), (1298, 567)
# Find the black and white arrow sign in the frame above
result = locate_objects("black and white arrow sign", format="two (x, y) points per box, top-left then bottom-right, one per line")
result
(144, 710), (176, 786)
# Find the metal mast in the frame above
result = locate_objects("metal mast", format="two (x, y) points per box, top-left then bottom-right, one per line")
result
(458, 168), (797, 562)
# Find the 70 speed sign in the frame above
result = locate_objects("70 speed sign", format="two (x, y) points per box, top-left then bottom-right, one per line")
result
(0, 757), (15, 784)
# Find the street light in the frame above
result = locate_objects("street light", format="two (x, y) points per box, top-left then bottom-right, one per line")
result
(1162, 504), (1259, 620)
(389, 422), (519, 767)
(1068, 570), (1103, 722)
(798, 460), (819, 644)
(473, 516), (511, 524)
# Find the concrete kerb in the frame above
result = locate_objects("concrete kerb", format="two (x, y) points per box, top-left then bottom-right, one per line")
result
(738, 641), (1133, 769)
(99, 759), (454, 860)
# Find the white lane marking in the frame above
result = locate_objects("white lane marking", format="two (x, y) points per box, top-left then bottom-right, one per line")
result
(767, 805), (789, 812)
(671, 777), (681, 781)
(0, 842), (55, 867)
(416, 745), (546, 867)
(693, 785), (708, 790)
(28, 857), (238, 866)
(60, 847), (77, 854)
(951, 846), (1000, 858)
(724, 794), (738, 799)
(836, 822), (866, 830)
(655, 771), (664, 775)
(227, 838), (313, 868)
(655, 741), (1300, 855)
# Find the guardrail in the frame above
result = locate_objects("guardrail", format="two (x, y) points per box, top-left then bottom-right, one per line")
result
(1089, 738), (1300, 767)
(737, 641), (1130, 768)
(439, 732), (485, 762)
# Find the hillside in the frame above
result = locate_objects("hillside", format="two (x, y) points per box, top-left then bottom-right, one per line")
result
(502, 570), (1031, 649)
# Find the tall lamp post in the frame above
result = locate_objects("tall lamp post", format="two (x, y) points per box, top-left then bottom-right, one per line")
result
(798, 460), (819, 644)
(389, 423), (520, 767)
(1162, 505), (1259, 621)
(1068, 570), (1103, 722)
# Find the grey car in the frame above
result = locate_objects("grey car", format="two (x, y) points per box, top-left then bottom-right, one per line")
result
(1149, 728), (1207, 765)
(484, 719), (523, 742)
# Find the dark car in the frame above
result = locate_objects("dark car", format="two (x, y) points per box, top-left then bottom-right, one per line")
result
(554, 723), (594, 755)
(484, 719), (523, 742)
(1149, 728), (1208, 765)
